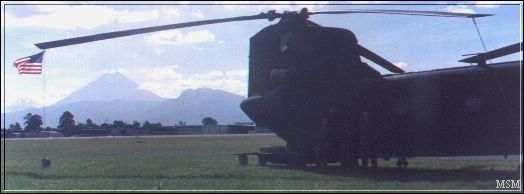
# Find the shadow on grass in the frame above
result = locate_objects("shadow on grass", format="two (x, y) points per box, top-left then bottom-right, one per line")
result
(270, 165), (520, 183)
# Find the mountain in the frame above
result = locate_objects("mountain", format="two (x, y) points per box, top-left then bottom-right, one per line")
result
(143, 88), (250, 124)
(55, 72), (165, 105)
(2, 73), (251, 128)
(2, 101), (159, 128)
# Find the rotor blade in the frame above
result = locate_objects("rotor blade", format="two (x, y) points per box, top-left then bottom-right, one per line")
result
(459, 42), (522, 64)
(310, 9), (493, 18)
(357, 44), (405, 73)
(35, 8), (492, 49)
(35, 13), (274, 49)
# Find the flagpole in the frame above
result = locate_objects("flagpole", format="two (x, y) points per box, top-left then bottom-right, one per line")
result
(14, 51), (46, 128)
(42, 57), (46, 129)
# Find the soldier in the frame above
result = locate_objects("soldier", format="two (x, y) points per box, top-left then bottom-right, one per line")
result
(359, 111), (378, 169)
(315, 107), (350, 168)
(314, 117), (329, 168)
(342, 119), (360, 171)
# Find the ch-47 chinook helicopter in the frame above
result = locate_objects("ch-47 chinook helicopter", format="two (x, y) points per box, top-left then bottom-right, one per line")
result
(35, 8), (521, 169)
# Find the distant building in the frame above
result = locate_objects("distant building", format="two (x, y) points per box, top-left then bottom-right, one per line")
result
(149, 126), (178, 135)
(2, 130), (64, 138)
(41, 131), (64, 138)
(253, 127), (273, 134)
(74, 128), (111, 136)
(77, 128), (152, 136)
(126, 129), (151, 136)
(18, 131), (51, 138)
(1, 123), (270, 138)
(175, 124), (254, 135)
(226, 124), (255, 134)
(176, 125), (225, 135)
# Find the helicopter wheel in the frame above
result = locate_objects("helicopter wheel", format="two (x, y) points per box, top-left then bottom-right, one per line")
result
(286, 162), (305, 168)
(316, 162), (327, 168)
(342, 158), (359, 172)
(396, 157), (408, 169)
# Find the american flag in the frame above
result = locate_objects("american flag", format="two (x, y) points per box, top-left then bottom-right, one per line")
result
(13, 51), (45, 74)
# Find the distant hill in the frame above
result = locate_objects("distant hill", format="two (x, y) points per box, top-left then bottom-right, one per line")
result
(55, 72), (165, 105)
(2, 73), (251, 128)
(143, 88), (250, 125)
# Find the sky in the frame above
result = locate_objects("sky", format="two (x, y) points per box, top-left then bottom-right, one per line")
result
(1, 1), (522, 113)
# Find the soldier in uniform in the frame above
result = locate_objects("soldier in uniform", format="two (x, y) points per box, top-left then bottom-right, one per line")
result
(359, 111), (378, 169)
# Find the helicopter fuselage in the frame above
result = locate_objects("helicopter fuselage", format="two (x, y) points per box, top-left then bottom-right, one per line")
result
(240, 18), (520, 164)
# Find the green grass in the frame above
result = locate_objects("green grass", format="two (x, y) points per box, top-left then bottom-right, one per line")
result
(1, 135), (521, 191)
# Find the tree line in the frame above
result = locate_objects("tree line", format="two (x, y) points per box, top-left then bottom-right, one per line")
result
(6, 111), (219, 131)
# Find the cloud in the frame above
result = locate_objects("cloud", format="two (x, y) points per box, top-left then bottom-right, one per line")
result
(257, 2), (328, 12)
(191, 71), (224, 79)
(177, 1), (192, 5)
(162, 7), (183, 18)
(4, 98), (40, 113)
(183, 69), (248, 97)
(2, 66), (94, 113)
(144, 65), (184, 81)
(347, 1), (390, 4)
(442, 5), (476, 14)
(145, 30), (216, 46)
(120, 66), (248, 98)
(221, 1), (327, 12)
(3, 85), (76, 112)
(161, 7), (204, 19)
(115, 9), (160, 23)
(221, 2), (257, 10)
(98, 68), (131, 77)
(4, 5), (160, 29)
(191, 10), (205, 18)
(394, 61), (407, 69)
(473, 1), (520, 8)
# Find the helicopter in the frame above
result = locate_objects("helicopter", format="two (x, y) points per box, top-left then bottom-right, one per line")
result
(34, 8), (521, 169)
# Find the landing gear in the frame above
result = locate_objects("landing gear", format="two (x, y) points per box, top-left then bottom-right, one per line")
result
(361, 158), (369, 169)
(359, 158), (378, 170)
(316, 161), (327, 168)
(286, 161), (305, 168)
(370, 158), (378, 169)
(396, 157), (408, 168)
(342, 158), (359, 171)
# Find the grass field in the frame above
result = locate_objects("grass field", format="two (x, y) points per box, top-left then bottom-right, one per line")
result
(1, 135), (521, 191)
